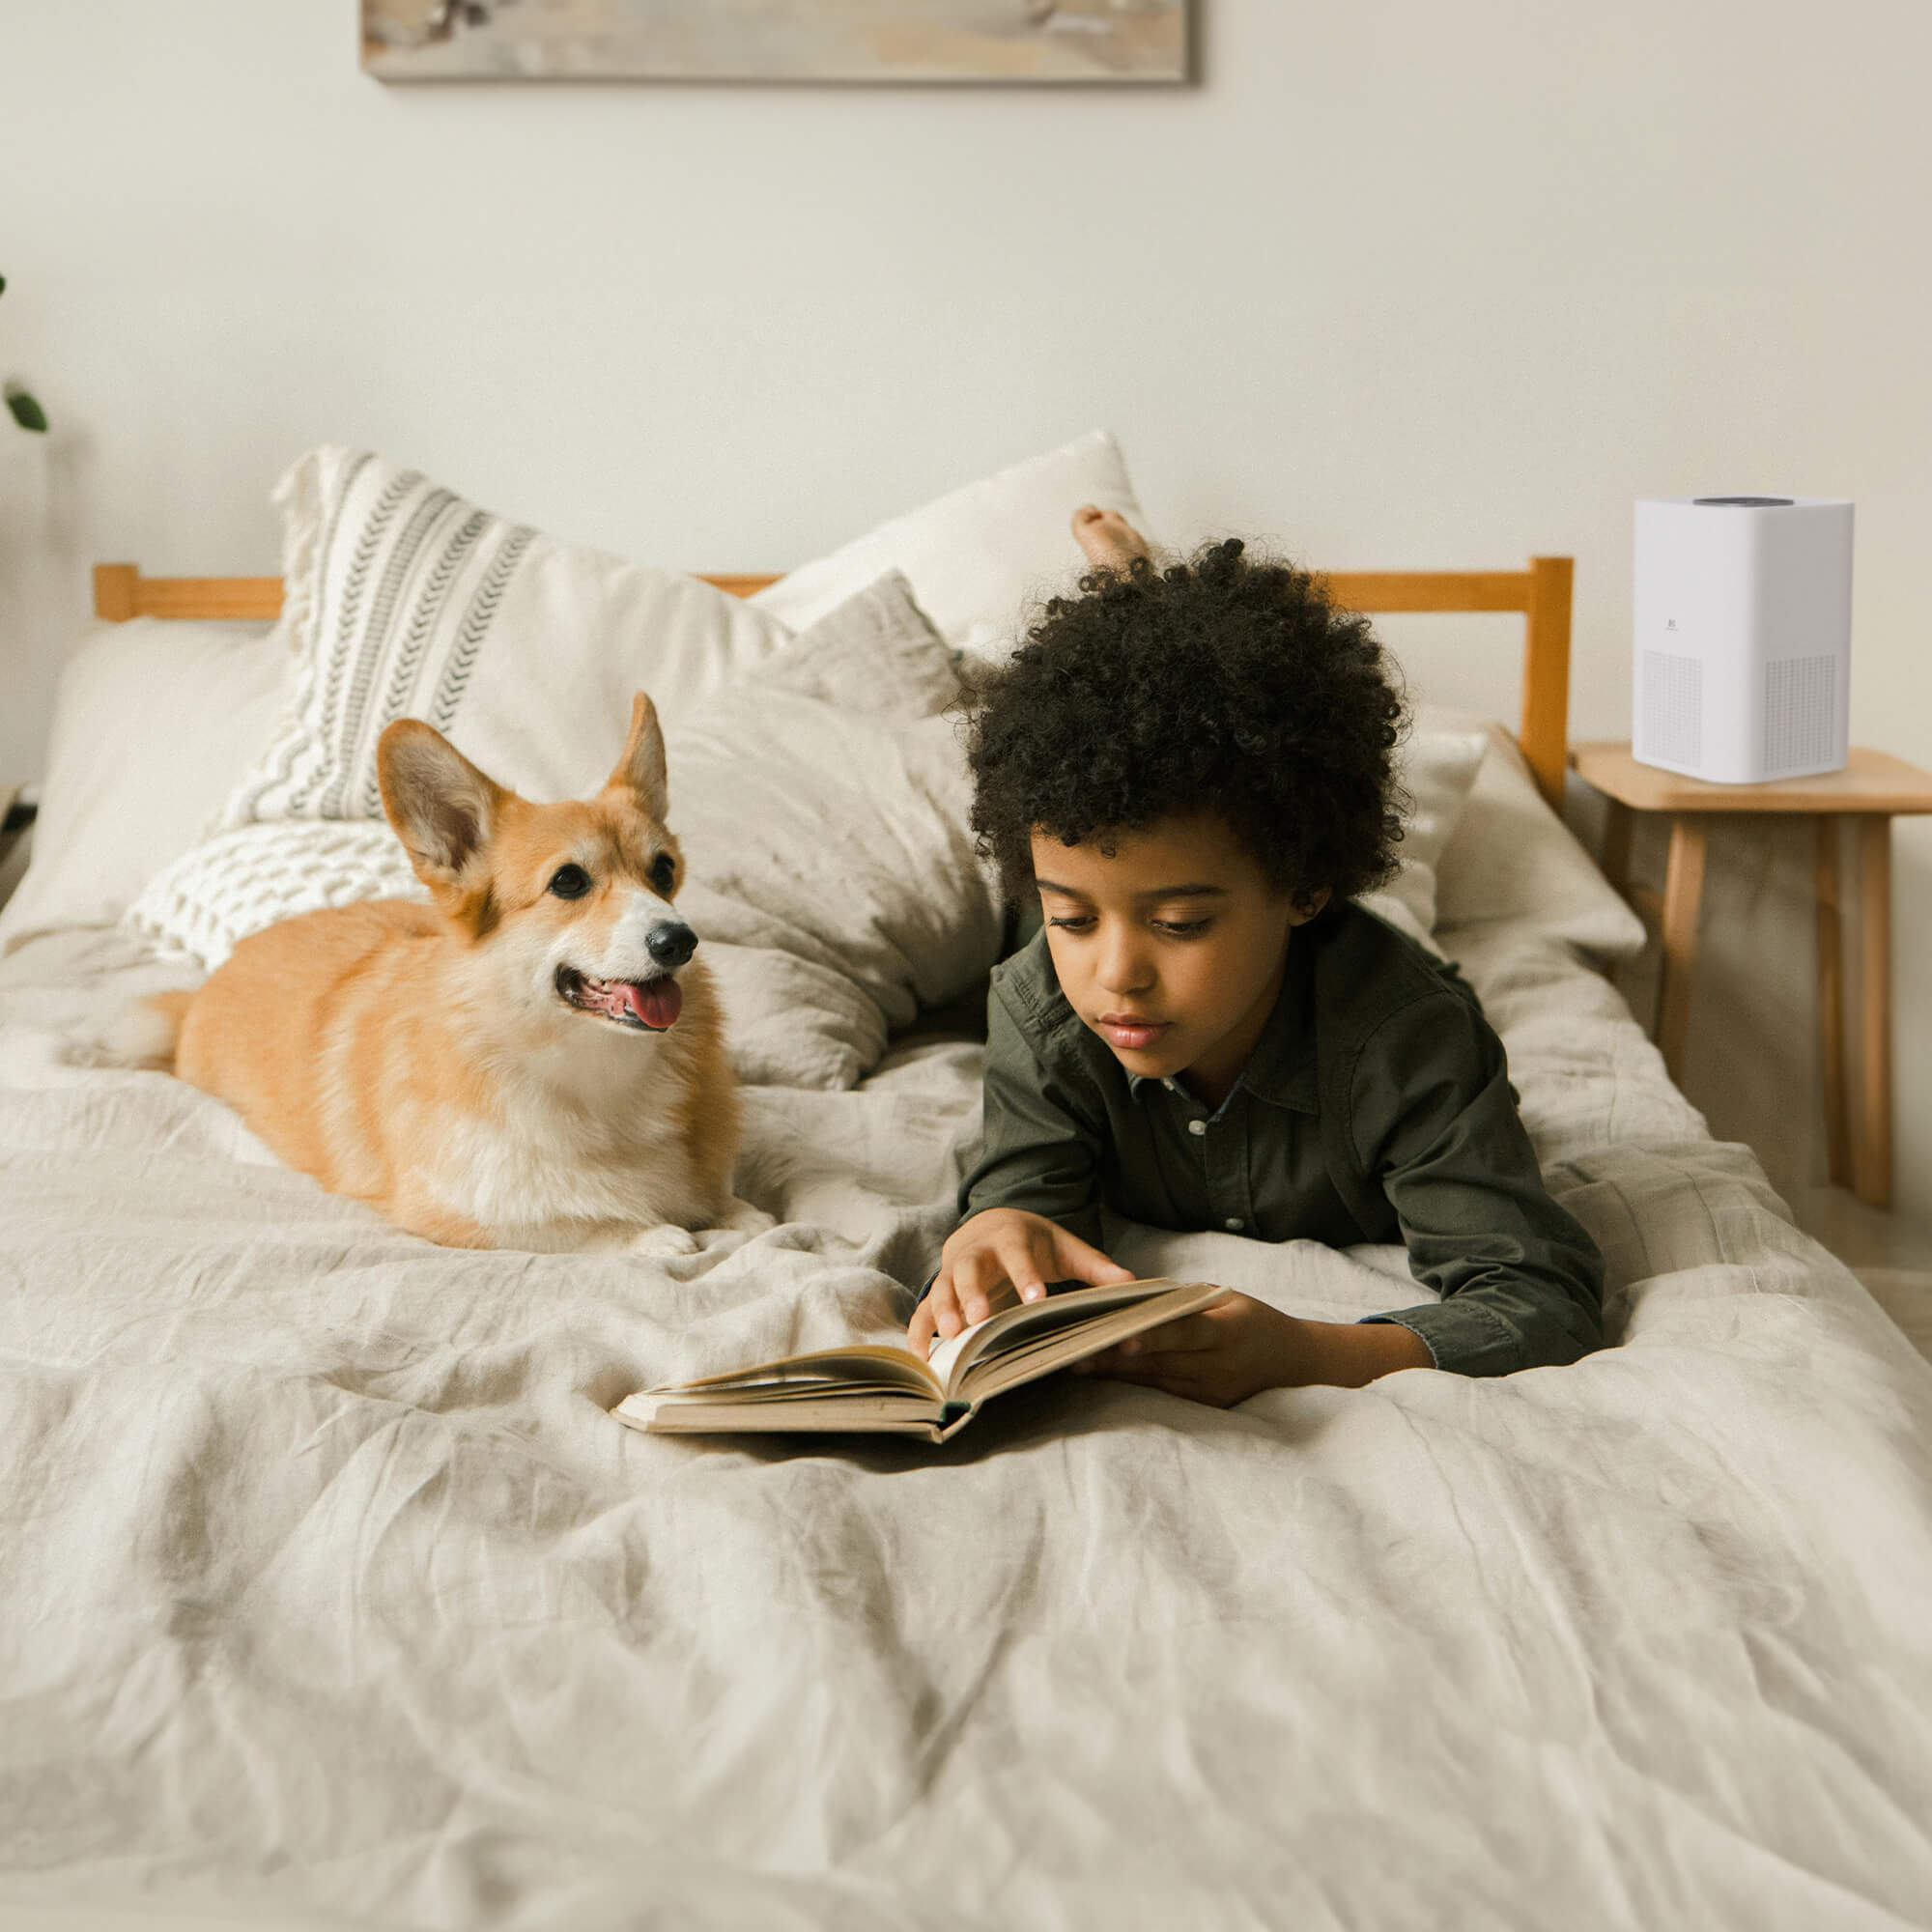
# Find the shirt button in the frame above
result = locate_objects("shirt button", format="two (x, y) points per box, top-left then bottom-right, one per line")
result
(1224, 1217), (1245, 1233)
(1186, 1119), (1208, 1137)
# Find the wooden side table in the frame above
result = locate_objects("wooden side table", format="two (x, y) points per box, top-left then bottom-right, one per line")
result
(1569, 743), (1932, 1210)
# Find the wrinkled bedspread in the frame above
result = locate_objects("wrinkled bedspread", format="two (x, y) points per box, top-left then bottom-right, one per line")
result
(2, 921), (1930, 1932)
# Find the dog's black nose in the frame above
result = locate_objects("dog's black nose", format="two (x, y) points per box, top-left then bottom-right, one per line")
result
(645, 922), (696, 970)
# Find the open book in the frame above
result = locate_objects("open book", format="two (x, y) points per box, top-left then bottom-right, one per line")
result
(612, 1278), (1229, 1443)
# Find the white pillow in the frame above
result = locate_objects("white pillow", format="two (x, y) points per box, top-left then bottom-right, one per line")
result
(1431, 707), (1646, 960)
(749, 429), (1147, 662)
(1353, 710), (1492, 953)
(222, 445), (795, 828)
(0, 619), (289, 955)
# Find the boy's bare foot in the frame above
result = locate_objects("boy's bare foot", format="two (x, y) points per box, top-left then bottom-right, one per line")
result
(1072, 504), (1151, 572)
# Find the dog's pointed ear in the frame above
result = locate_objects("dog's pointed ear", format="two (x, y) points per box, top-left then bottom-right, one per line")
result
(378, 720), (507, 888)
(607, 692), (668, 820)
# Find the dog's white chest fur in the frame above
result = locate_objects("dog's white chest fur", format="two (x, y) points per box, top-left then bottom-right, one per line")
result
(419, 1033), (712, 1251)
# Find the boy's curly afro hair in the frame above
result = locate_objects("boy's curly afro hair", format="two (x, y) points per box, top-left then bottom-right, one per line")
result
(965, 538), (1409, 912)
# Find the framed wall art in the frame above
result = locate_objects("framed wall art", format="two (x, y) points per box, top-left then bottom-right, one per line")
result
(361, 1), (1191, 85)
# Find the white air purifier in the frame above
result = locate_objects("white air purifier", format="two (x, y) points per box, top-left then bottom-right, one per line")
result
(1633, 497), (1854, 782)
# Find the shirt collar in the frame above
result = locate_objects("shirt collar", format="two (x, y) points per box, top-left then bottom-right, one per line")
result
(1124, 932), (1320, 1117)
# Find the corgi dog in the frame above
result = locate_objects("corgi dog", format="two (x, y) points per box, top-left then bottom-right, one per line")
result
(156, 694), (748, 1255)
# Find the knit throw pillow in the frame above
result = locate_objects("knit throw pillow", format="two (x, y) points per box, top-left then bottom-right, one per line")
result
(125, 820), (425, 973)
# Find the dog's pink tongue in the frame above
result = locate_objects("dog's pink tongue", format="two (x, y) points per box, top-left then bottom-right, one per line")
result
(623, 978), (683, 1030)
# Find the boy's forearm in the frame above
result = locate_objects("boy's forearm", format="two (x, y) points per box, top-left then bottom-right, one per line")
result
(1082, 1299), (1435, 1406)
(1287, 1314), (1433, 1387)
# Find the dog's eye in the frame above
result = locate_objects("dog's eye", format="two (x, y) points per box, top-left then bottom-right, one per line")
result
(649, 854), (676, 895)
(548, 864), (592, 900)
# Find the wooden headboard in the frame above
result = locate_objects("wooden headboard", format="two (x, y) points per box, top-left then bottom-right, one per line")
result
(91, 555), (1576, 810)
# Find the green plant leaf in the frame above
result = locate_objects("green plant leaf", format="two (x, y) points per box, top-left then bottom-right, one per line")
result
(5, 386), (48, 433)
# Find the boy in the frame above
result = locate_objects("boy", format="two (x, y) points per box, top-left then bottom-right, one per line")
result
(907, 509), (1605, 1406)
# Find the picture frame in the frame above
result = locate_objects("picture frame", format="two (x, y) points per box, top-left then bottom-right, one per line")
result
(361, 1), (1192, 85)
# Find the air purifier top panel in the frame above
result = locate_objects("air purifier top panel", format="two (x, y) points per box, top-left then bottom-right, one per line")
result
(1642, 497), (1852, 510)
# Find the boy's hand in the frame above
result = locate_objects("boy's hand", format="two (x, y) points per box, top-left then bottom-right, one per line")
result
(911, 1208), (1135, 1355)
(1070, 1293), (1433, 1406)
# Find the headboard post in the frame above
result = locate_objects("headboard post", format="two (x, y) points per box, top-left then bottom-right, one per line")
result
(1520, 554), (1575, 813)
(94, 563), (139, 622)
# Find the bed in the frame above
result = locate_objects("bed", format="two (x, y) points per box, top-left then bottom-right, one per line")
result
(4, 437), (1930, 1932)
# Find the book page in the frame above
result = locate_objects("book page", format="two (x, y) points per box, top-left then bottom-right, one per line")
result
(925, 1280), (1216, 1396)
(953, 1280), (1228, 1406)
(642, 1344), (941, 1400)
(616, 1388), (945, 1435)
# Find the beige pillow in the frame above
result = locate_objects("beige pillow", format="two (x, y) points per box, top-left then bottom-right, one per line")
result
(668, 595), (999, 1090)
(1431, 709), (1646, 960)
(671, 698), (1000, 1089)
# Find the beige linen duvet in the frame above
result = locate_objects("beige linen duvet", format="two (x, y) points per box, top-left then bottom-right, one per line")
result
(2, 916), (1930, 1931)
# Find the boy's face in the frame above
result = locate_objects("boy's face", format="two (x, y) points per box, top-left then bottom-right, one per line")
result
(1031, 813), (1327, 1097)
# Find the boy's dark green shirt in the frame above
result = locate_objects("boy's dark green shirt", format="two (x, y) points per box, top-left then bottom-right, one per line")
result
(958, 901), (1604, 1378)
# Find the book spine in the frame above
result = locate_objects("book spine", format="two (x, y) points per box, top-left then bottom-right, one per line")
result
(934, 1403), (977, 1444)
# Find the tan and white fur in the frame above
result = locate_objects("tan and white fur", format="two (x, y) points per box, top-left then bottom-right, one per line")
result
(155, 694), (752, 1255)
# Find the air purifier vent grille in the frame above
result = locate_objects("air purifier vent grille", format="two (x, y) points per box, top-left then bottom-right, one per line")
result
(1641, 650), (1702, 769)
(1764, 656), (1835, 774)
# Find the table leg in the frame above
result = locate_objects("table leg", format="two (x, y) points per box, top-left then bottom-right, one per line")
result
(1655, 815), (1707, 1086)
(1854, 814), (1892, 1209)
(1601, 799), (1634, 900)
(1816, 818), (1850, 1188)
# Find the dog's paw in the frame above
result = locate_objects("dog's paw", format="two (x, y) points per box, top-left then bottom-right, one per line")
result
(717, 1196), (778, 1236)
(628, 1222), (701, 1258)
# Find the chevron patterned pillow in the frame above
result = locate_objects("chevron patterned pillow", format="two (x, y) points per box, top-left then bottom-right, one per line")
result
(220, 445), (795, 828)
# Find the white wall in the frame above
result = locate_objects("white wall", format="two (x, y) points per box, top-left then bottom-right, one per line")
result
(4, 0), (1929, 1221)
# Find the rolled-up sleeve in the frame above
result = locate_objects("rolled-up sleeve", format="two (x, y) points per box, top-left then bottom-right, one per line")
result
(955, 984), (1107, 1248)
(1348, 992), (1604, 1376)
